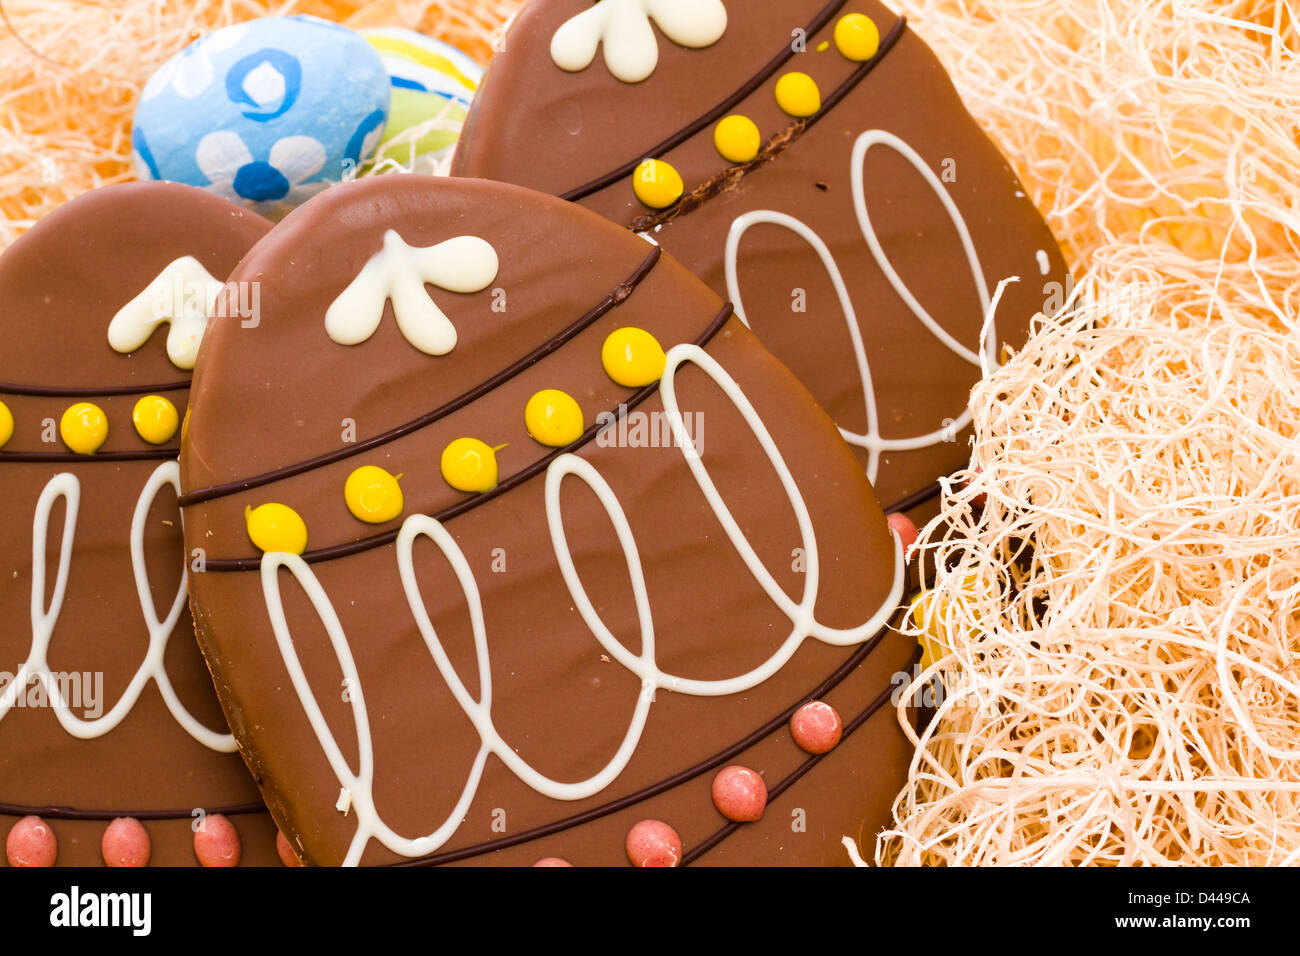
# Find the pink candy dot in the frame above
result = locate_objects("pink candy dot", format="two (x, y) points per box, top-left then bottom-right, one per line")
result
(886, 512), (918, 562)
(533, 857), (574, 867)
(625, 819), (682, 867)
(5, 816), (57, 867)
(711, 765), (768, 822)
(101, 817), (150, 868)
(193, 813), (241, 867)
(276, 829), (303, 867)
(963, 467), (987, 508)
(790, 700), (843, 754)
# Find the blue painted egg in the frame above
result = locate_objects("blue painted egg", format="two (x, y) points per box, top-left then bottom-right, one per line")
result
(132, 15), (391, 216)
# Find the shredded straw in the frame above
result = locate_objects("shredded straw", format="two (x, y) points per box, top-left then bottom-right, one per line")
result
(5, 0), (1300, 866)
(875, 0), (1300, 866)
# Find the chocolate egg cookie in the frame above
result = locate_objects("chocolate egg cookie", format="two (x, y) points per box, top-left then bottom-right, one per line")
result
(0, 182), (280, 866)
(179, 175), (914, 866)
(453, 0), (1071, 508)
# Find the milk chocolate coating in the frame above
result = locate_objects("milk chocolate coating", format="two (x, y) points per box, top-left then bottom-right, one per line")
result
(180, 175), (915, 865)
(453, 0), (1071, 507)
(0, 182), (279, 866)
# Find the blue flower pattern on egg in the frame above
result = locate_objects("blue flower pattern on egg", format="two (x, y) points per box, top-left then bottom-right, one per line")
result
(225, 49), (302, 122)
(133, 16), (391, 216)
(195, 131), (330, 207)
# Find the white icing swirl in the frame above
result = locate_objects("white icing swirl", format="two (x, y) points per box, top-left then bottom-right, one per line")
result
(258, 343), (903, 864)
(725, 129), (1018, 484)
(0, 464), (237, 752)
(551, 0), (728, 84)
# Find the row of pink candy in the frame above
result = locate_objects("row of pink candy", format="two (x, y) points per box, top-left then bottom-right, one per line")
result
(5, 813), (302, 867)
(5, 697), (851, 868)
(541, 697), (847, 868)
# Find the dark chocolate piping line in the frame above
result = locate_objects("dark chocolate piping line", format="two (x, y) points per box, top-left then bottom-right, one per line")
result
(0, 380), (190, 397)
(0, 800), (266, 821)
(0, 448), (178, 463)
(394, 617), (901, 867)
(200, 300), (733, 573)
(178, 245), (663, 508)
(888, 479), (943, 515)
(628, 15), (908, 234)
(680, 645), (920, 866)
(559, 0), (857, 203)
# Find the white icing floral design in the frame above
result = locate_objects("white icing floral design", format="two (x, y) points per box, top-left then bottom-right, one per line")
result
(325, 230), (500, 356)
(550, 0), (728, 84)
(108, 256), (224, 371)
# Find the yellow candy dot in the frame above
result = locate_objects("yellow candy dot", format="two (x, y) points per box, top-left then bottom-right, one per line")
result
(910, 572), (982, 671)
(632, 158), (684, 209)
(245, 503), (308, 555)
(910, 594), (947, 673)
(816, 40), (830, 52)
(834, 13), (880, 61)
(601, 327), (667, 388)
(0, 400), (13, 450)
(60, 402), (108, 455)
(441, 438), (499, 493)
(132, 395), (180, 445)
(525, 389), (585, 448)
(774, 71), (821, 118)
(344, 465), (405, 524)
(713, 115), (762, 164)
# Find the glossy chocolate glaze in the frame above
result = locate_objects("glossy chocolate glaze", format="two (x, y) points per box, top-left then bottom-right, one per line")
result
(0, 182), (279, 866)
(181, 176), (915, 865)
(453, 0), (1071, 507)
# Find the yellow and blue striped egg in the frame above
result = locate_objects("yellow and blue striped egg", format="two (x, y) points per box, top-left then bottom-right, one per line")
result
(361, 28), (483, 167)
